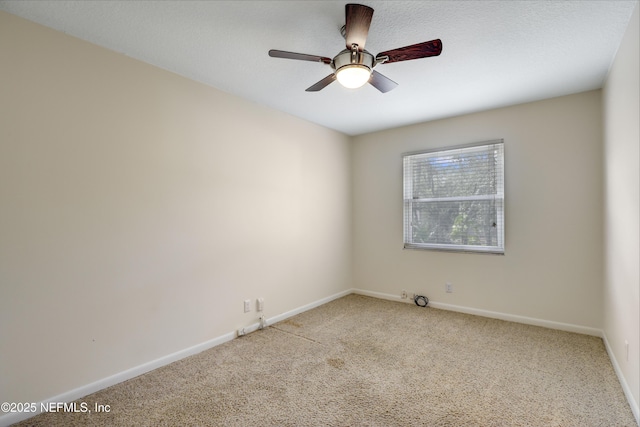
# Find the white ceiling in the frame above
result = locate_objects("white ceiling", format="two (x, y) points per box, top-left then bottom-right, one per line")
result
(1, 0), (637, 135)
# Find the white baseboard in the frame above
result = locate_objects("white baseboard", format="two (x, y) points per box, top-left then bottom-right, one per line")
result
(352, 288), (602, 336)
(0, 288), (352, 427)
(267, 289), (353, 325)
(236, 289), (353, 338)
(602, 332), (640, 426)
(4, 288), (635, 427)
(0, 331), (236, 427)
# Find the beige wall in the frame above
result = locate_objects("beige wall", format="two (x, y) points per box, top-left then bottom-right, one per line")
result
(603, 3), (639, 416)
(352, 90), (604, 329)
(2, 4), (639, 421)
(0, 11), (352, 405)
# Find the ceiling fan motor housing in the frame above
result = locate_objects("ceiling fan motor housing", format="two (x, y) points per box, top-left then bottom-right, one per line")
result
(332, 49), (375, 72)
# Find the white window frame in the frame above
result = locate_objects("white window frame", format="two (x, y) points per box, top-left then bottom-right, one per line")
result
(403, 140), (505, 254)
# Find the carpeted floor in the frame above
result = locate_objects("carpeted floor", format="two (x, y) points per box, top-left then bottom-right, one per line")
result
(16, 295), (636, 426)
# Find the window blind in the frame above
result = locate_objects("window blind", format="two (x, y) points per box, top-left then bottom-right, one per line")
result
(403, 140), (504, 253)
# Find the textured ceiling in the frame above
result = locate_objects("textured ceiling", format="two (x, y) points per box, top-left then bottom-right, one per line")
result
(1, 0), (637, 135)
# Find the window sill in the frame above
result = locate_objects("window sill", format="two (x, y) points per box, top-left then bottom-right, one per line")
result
(403, 243), (505, 255)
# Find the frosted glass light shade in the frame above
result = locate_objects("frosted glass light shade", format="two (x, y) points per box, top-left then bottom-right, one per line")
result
(336, 65), (371, 89)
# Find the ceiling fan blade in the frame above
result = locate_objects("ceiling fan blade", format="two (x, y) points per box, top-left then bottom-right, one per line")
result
(345, 3), (374, 51)
(369, 70), (398, 93)
(376, 39), (442, 64)
(306, 74), (336, 92)
(269, 50), (331, 64)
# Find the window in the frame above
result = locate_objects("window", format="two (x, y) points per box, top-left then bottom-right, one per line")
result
(403, 140), (504, 254)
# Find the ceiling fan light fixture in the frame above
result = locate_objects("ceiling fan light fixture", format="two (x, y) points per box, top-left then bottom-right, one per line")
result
(335, 64), (372, 89)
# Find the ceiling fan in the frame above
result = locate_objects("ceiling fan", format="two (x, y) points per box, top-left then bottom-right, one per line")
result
(268, 3), (442, 93)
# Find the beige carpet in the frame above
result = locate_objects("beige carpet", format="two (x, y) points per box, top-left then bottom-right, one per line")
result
(17, 295), (636, 426)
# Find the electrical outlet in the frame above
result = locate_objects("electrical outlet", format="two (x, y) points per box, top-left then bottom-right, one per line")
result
(257, 297), (264, 312)
(401, 290), (408, 299)
(445, 282), (453, 293)
(244, 299), (251, 313)
(625, 340), (629, 361)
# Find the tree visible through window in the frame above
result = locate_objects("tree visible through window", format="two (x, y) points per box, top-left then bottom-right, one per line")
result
(403, 140), (504, 253)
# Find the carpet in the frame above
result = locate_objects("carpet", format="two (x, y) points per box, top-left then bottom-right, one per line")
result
(15, 295), (636, 426)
